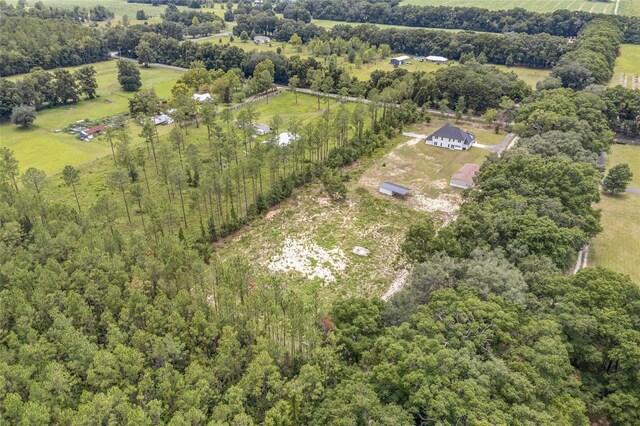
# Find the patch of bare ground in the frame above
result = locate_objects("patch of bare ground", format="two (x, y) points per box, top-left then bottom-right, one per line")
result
(218, 182), (421, 299)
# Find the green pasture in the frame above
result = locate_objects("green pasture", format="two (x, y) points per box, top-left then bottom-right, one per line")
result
(590, 144), (640, 284)
(611, 44), (640, 89)
(1, 60), (183, 175)
(311, 19), (463, 33)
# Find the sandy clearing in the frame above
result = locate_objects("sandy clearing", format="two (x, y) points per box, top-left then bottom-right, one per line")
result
(267, 237), (349, 283)
(412, 192), (462, 214)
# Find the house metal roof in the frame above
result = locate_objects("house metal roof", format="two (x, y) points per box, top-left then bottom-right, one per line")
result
(426, 55), (448, 62)
(391, 55), (411, 61)
(380, 182), (411, 195)
(427, 123), (474, 145)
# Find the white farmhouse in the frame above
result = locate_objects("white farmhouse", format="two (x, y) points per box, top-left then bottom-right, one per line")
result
(425, 123), (475, 151)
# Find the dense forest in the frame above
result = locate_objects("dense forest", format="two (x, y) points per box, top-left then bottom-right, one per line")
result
(0, 15), (108, 76)
(1, 89), (639, 423)
(1, 0), (640, 424)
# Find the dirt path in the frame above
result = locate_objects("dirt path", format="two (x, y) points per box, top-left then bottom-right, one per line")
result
(573, 244), (590, 274)
(614, 0), (620, 15)
(381, 268), (411, 301)
(109, 52), (188, 72)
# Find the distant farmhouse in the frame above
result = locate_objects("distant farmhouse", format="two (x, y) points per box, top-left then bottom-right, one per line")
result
(424, 55), (448, 64)
(254, 35), (271, 45)
(143, 113), (173, 126)
(78, 124), (105, 141)
(426, 123), (475, 151)
(450, 163), (481, 189)
(390, 55), (411, 67)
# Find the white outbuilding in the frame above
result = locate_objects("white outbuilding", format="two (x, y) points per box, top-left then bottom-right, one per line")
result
(192, 93), (213, 103)
(425, 55), (448, 64)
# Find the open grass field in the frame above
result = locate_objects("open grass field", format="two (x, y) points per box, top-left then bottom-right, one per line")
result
(311, 19), (464, 33)
(619, 0), (640, 16)
(589, 144), (640, 284)
(610, 44), (640, 89)
(400, 0), (621, 15)
(1, 60), (183, 175)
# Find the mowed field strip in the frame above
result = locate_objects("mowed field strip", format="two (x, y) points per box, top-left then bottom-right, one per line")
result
(590, 144), (640, 283)
(611, 44), (640, 89)
(399, 0), (623, 15)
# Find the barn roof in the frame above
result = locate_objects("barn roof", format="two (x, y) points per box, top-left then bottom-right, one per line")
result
(85, 125), (105, 135)
(451, 163), (481, 186)
(380, 182), (411, 195)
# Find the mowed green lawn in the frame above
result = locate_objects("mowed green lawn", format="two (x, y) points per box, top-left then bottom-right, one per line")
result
(400, 0), (619, 14)
(610, 44), (640, 89)
(312, 19), (464, 33)
(590, 144), (640, 284)
(1, 60), (183, 175)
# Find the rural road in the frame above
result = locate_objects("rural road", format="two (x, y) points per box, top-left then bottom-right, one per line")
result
(627, 187), (640, 195)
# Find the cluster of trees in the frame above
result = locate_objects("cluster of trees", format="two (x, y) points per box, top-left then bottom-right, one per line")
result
(551, 20), (621, 89)
(127, 0), (207, 6)
(162, 4), (225, 37)
(234, 11), (569, 69)
(601, 86), (640, 137)
(0, 15), (109, 76)
(513, 88), (614, 152)
(0, 66), (98, 120)
(362, 64), (530, 115)
(294, 0), (640, 43)
(306, 36), (391, 67)
(0, 0), (113, 21)
(331, 24), (568, 69)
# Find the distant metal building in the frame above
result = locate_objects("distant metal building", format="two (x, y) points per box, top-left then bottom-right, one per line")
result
(425, 55), (448, 64)
(379, 182), (411, 198)
(254, 35), (271, 45)
(390, 55), (411, 67)
(253, 123), (272, 135)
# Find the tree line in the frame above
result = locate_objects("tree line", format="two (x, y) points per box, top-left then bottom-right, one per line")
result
(0, 66), (98, 120)
(551, 20), (621, 90)
(0, 0), (113, 22)
(234, 11), (569, 69)
(294, 0), (640, 43)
